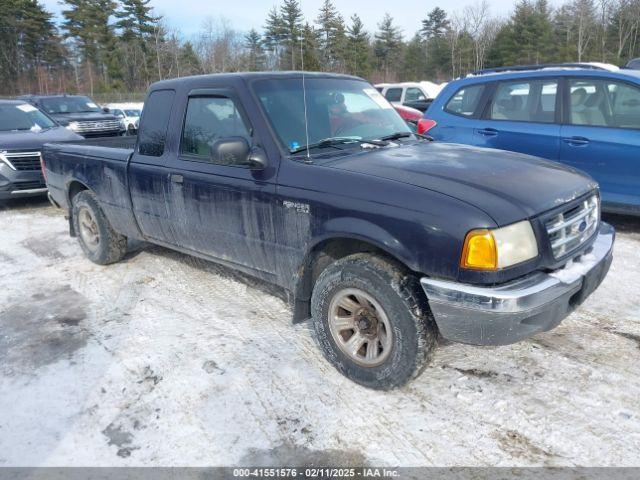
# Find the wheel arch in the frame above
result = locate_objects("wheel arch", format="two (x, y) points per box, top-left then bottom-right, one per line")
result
(291, 228), (420, 323)
(66, 180), (92, 237)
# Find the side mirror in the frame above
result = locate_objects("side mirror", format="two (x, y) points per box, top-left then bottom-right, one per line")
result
(210, 137), (251, 167)
(103, 107), (110, 113)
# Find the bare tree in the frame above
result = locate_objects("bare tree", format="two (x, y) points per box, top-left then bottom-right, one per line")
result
(464, 1), (499, 70)
(196, 16), (244, 73)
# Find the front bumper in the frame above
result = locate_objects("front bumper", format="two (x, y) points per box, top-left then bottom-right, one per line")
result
(0, 166), (47, 200)
(420, 222), (615, 346)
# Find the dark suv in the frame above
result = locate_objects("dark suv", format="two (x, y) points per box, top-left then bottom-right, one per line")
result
(18, 95), (124, 138)
(0, 99), (82, 200)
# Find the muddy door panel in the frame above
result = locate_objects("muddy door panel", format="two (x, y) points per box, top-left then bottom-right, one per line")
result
(164, 161), (278, 275)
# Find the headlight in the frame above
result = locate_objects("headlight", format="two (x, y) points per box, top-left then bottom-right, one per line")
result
(66, 121), (80, 131)
(461, 220), (538, 270)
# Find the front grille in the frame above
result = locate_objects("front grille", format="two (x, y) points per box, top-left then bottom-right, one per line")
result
(3, 151), (42, 171)
(13, 180), (46, 191)
(545, 195), (599, 259)
(74, 120), (121, 133)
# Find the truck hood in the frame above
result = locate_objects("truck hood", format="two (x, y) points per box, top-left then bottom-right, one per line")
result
(48, 112), (119, 125)
(321, 142), (597, 225)
(0, 127), (83, 151)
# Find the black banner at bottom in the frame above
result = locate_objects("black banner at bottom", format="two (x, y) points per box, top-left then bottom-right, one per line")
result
(0, 468), (638, 480)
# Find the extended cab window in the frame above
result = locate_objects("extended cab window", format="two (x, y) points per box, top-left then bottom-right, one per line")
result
(180, 96), (251, 162)
(385, 88), (402, 102)
(445, 84), (485, 117)
(569, 79), (640, 129)
(489, 79), (558, 123)
(138, 89), (175, 157)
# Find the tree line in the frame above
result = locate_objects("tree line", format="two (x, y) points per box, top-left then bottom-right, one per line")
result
(2, 0), (640, 97)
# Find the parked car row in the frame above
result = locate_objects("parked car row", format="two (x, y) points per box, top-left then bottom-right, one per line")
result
(419, 63), (640, 215)
(17, 95), (125, 137)
(0, 94), (142, 200)
(40, 71), (614, 389)
(104, 102), (143, 135)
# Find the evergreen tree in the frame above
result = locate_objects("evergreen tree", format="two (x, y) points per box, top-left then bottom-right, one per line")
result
(61, 0), (118, 91)
(244, 28), (266, 71)
(315, 0), (346, 71)
(402, 33), (427, 80)
(345, 14), (372, 78)
(421, 7), (452, 79)
(280, 0), (304, 69)
(301, 22), (321, 70)
(487, 0), (555, 66)
(263, 5), (285, 67)
(115, 0), (158, 41)
(420, 7), (449, 39)
(374, 13), (403, 81)
(0, 0), (66, 94)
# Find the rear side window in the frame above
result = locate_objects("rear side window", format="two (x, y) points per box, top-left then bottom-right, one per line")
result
(489, 79), (558, 123)
(138, 89), (175, 157)
(180, 96), (251, 162)
(385, 88), (402, 102)
(445, 84), (485, 117)
(405, 87), (426, 102)
(569, 78), (640, 129)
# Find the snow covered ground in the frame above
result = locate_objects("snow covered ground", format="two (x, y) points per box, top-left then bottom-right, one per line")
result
(0, 197), (638, 467)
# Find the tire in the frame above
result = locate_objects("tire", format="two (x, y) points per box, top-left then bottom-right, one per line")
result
(72, 190), (127, 265)
(311, 253), (437, 390)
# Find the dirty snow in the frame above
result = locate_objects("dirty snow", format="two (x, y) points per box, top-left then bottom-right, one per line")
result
(0, 198), (639, 467)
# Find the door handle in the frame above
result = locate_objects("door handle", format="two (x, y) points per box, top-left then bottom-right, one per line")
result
(563, 136), (590, 147)
(477, 128), (498, 137)
(170, 173), (184, 184)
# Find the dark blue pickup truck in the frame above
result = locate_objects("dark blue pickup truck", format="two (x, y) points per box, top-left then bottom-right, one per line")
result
(43, 72), (615, 389)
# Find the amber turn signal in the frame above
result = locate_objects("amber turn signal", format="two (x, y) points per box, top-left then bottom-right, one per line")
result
(460, 229), (498, 270)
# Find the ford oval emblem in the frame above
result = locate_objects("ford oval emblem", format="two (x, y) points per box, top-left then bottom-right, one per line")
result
(578, 220), (587, 232)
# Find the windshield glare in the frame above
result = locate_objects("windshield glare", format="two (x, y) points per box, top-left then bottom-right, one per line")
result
(40, 96), (101, 114)
(0, 104), (56, 131)
(253, 78), (411, 153)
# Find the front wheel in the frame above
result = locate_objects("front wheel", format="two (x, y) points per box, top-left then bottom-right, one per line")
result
(311, 253), (437, 390)
(72, 190), (127, 265)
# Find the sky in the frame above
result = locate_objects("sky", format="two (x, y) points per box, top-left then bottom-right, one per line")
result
(40, 0), (540, 40)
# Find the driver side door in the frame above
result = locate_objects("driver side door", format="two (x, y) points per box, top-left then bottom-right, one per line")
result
(163, 89), (278, 275)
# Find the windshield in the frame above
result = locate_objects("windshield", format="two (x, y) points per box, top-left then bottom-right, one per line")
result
(124, 109), (141, 117)
(40, 96), (101, 114)
(0, 104), (56, 131)
(252, 78), (411, 153)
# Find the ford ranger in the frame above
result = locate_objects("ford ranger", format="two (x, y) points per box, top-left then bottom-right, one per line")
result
(43, 72), (615, 389)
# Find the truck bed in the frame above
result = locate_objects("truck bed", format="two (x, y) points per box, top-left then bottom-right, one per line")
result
(43, 135), (140, 239)
(46, 136), (137, 163)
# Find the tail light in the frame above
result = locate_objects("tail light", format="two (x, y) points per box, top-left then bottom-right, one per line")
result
(417, 118), (437, 135)
(40, 153), (48, 184)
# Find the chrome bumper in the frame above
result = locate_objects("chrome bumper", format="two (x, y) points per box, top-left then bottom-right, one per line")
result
(420, 222), (615, 345)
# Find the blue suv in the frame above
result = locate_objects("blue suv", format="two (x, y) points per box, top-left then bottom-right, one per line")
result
(419, 64), (640, 215)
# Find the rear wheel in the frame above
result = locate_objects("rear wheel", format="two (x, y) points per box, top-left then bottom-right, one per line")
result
(72, 190), (127, 265)
(311, 253), (437, 390)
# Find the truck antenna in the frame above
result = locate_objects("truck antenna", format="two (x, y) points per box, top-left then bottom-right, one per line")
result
(300, 23), (311, 161)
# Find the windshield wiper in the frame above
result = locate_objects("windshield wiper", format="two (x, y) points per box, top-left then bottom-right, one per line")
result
(378, 131), (433, 142)
(290, 137), (386, 154)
